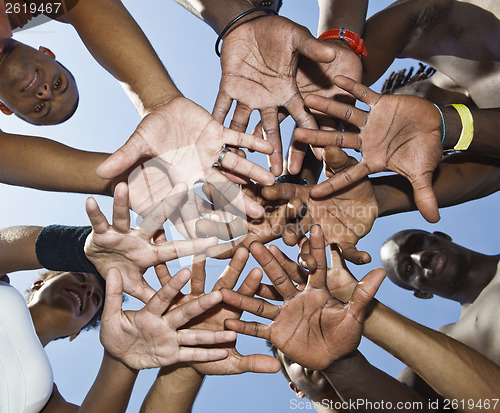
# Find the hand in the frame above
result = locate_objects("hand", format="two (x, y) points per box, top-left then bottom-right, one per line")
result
(99, 267), (236, 370)
(195, 182), (305, 259)
(263, 146), (377, 265)
(294, 76), (444, 223)
(84, 182), (217, 302)
(214, 16), (336, 176)
(221, 225), (386, 371)
(96, 97), (276, 222)
(168, 249), (280, 375)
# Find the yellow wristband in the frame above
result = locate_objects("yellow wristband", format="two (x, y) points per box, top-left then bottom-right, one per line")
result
(450, 104), (474, 151)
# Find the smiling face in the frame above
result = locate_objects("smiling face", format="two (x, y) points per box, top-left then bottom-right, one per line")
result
(275, 348), (333, 402)
(380, 230), (472, 299)
(27, 271), (104, 339)
(0, 39), (78, 125)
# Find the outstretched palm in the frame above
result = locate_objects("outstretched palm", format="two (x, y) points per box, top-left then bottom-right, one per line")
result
(294, 76), (443, 223)
(215, 16), (336, 175)
(221, 225), (386, 371)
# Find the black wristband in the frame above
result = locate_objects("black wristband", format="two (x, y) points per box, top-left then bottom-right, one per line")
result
(275, 175), (310, 186)
(35, 225), (101, 279)
(215, 6), (279, 57)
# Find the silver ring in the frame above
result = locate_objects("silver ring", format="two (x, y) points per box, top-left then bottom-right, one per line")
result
(217, 148), (230, 168)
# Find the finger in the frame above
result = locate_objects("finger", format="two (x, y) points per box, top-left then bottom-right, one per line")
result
(310, 162), (371, 198)
(146, 269), (191, 315)
(255, 283), (282, 301)
(177, 329), (237, 346)
(287, 137), (308, 175)
(259, 107), (283, 177)
(268, 245), (307, 286)
(178, 348), (230, 363)
(293, 128), (362, 150)
(85, 197), (110, 234)
(112, 182), (131, 233)
(205, 236), (247, 260)
(153, 231), (172, 286)
(237, 267), (263, 296)
(323, 145), (354, 172)
(337, 241), (372, 265)
(252, 109), (288, 140)
(190, 255), (206, 295)
(139, 183), (189, 239)
(411, 174), (440, 223)
(168, 290), (225, 328)
(286, 197), (307, 220)
(236, 353), (281, 374)
(155, 237), (219, 262)
(306, 225), (327, 289)
(219, 150), (276, 186)
(102, 267), (124, 321)
(261, 182), (299, 202)
(223, 129), (274, 157)
(302, 94), (368, 130)
(220, 288), (278, 320)
(196, 217), (248, 241)
(223, 318), (271, 340)
(295, 32), (336, 63)
(249, 242), (298, 300)
(230, 102), (252, 132)
(206, 172), (265, 219)
(214, 248), (250, 291)
(348, 268), (386, 322)
(212, 90), (232, 124)
(333, 75), (382, 107)
(96, 133), (147, 180)
(297, 239), (318, 273)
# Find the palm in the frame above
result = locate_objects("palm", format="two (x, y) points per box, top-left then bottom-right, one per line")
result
(221, 227), (386, 371)
(268, 288), (364, 371)
(214, 16), (335, 174)
(294, 76), (443, 223)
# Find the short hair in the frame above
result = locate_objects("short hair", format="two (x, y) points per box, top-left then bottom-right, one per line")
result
(267, 341), (292, 383)
(26, 270), (105, 338)
(381, 63), (435, 95)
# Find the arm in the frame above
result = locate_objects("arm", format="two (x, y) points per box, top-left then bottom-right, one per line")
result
(363, 301), (500, 409)
(0, 226), (43, 274)
(362, 0), (453, 86)
(323, 351), (430, 412)
(41, 352), (139, 413)
(140, 364), (204, 413)
(0, 131), (111, 195)
(373, 153), (500, 217)
(60, 0), (181, 115)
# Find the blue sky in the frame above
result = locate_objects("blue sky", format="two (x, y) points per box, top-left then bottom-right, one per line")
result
(3, 0), (499, 411)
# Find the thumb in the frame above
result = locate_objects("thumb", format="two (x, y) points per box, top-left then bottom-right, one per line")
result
(296, 33), (336, 64)
(238, 354), (281, 374)
(97, 135), (146, 179)
(348, 268), (386, 322)
(102, 268), (124, 321)
(411, 173), (440, 223)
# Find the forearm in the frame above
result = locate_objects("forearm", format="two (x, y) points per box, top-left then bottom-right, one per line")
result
(173, 0), (260, 34)
(441, 106), (500, 157)
(363, 301), (500, 408)
(323, 351), (429, 412)
(140, 364), (204, 413)
(0, 226), (42, 274)
(373, 153), (500, 217)
(317, 0), (368, 35)
(62, 0), (182, 115)
(78, 351), (139, 413)
(0, 132), (112, 196)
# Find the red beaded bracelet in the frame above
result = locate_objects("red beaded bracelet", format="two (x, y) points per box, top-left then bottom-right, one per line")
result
(318, 27), (368, 58)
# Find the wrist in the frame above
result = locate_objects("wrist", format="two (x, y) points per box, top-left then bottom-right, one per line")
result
(441, 104), (472, 151)
(318, 28), (368, 58)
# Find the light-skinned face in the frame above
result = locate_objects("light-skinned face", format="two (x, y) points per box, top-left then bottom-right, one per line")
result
(0, 39), (78, 125)
(380, 230), (471, 299)
(276, 349), (333, 401)
(28, 272), (103, 338)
